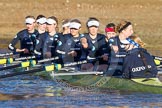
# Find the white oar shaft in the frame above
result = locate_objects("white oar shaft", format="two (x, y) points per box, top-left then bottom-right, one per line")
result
(153, 56), (162, 61)
(63, 60), (87, 67)
(14, 56), (36, 61)
(37, 57), (59, 63)
(51, 71), (103, 76)
(158, 71), (162, 75)
(0, 52), (13, 57)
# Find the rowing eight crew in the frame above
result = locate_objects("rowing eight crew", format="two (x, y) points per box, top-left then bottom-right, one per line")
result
(8, 15), (158, 79)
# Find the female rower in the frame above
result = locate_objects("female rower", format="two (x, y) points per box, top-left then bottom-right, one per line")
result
(8, 15), (38, 57)
(34, 16), (61, 59)
(56, 19), (84, 63)
(96, 23), (118, 72)
(83, 17), (108, 71)
(56, 18), (94, 71)
(105, 20), (134, 76)
(105, 23), (117, 41)
(61, 19), (70, 35)
(36, 14), (47, 35)
(101, 23), (117, 65)
(122, 35), (158, 79)
(33, 15), (47, 59)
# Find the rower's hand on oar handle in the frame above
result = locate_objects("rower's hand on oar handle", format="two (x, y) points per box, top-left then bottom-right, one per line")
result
(68, 51), (77, 57)
(16, 48), (29, 53)
(23, 49), (29, 54)
(101, 54), (108, 61)
(80, 37), (88, 49)
(44, 52), (52, 58)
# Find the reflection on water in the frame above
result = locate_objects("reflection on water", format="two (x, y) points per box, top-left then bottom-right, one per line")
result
(0, 92), (63, 101)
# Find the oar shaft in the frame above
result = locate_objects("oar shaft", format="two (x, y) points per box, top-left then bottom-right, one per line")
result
(0, 64), (20, 71)
(14, 56), (36, 61)
(37, 57), (59, 64)
(153, 56), (162, 61)
(51, 71), (103, 76)
(0, 67), (44, 79)
(63, 60), (88, 67)
(0, 52), (13, 57)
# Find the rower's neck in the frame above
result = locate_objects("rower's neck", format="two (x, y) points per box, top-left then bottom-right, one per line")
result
(49, 31), (56, 36)
(28, 29), (35, 34)
(73, 34), (79, 38)
(119, 33), (126, 41)
(38, 29), (46, 34)
(89, 34), (97, 39)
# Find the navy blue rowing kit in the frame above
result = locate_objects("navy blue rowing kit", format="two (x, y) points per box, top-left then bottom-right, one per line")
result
(8, 29), (38, 57)
(84, 33), (107, 64)
(34, 32), (61, 58)
(56, 33), (89, 63)
(122, 48), (157, 79)
(109, 36), (128, 52)
(105, 36), (127, 76)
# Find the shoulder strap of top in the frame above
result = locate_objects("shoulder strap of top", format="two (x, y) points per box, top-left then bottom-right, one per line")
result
(138, 50), (151, 74)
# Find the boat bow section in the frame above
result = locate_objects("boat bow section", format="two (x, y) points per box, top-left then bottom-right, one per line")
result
(35, 69), (162, 94)
(55, 74), (162, 94)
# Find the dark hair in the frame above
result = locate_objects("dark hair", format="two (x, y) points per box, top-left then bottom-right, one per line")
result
(86, 17), (99, 28)
(25, 15), (35, 19)
(87, 17), (99, 22)
(47, 16), (59, 32)
(36, 14), (46, 20)
(70, 19), (81, 24)
(48, 16), (58, 24)
(62, 19), (71, 25)
(105, 23), (117, 32)
(106, 23), (115, 28)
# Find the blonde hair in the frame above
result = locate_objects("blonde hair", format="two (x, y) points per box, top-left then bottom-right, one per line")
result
(129, 35), (145, 48)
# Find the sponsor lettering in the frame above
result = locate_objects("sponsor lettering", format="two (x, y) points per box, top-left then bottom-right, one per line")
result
(132, 65), (152, 72)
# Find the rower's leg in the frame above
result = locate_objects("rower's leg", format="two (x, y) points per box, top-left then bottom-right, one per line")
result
(81, 63), (94, 71)
(95, 64), (108, 72)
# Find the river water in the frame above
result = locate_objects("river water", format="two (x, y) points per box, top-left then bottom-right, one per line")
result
(0, 71), (162, 108)
(0, 50), (162, 108)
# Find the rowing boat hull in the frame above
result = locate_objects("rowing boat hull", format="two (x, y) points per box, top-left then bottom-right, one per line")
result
(10, 65), (162, 94)
(34, 70), (162, 94)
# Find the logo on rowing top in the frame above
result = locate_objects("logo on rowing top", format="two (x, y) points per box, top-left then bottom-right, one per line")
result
(132, 65), (152, 72)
